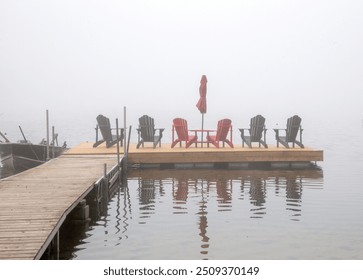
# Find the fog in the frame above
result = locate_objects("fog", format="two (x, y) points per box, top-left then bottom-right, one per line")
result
(1, 0), (362, 145)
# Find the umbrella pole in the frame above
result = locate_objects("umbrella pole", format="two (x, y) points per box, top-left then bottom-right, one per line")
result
(201, 113), (204, 148)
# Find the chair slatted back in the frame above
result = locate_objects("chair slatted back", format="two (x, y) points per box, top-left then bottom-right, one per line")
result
(215, 119), (232, 141)
(96, 114), (113, 142)
(250, 115), (265, 141)
(173, 118), (189, 140)
(286, 115), (301, 142)
(139, 115), (155, 141)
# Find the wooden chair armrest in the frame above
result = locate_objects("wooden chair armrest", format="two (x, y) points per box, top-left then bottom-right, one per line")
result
(239, 128), (248, 137)
(273, 128), (286, 134)
(273, 129), (280, 138)
(155, 128), (165, 135)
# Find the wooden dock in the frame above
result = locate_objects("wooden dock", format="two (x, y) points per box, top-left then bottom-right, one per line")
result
(0, 154), (120, 260)
(67, 142), (323, 167)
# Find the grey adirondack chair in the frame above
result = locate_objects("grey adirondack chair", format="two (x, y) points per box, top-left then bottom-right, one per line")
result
(274, 115), (304, 148)
(239, 115), (268, 148)
(136, 115), (164, 148)
(93, 114), (124, 148)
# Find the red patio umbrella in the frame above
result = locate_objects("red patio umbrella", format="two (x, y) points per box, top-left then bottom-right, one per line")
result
(196, 75), (207, 147)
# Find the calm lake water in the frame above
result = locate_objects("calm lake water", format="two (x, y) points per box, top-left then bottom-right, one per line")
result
(1, 115), (363, 259)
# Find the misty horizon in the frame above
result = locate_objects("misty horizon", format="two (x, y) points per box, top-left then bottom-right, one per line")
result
(1, 1), (362, 146)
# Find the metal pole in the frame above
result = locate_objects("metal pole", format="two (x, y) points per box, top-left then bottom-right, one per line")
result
(201, 113), (204, 148)
(0, 131), (10, 143)
(116, 118), (120, 172)
(123, 106), (127, 154)
(127, 125), (132, 157)
(18, 126), (28, 143)
(19, 125), (28, 143)
(46, 110), (50, 161)
(95, 125), (98, 142)
(52, 126), (55, 158)
(123, 106), (127, 169)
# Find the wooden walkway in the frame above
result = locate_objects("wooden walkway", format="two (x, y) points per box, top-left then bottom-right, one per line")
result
(0, 154), (119, 260)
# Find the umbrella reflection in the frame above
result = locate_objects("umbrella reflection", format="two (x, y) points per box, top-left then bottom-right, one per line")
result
(199, 215), (209, 257)
(198, 179), (210, 259)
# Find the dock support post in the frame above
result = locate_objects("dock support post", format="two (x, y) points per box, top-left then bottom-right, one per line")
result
(116, 118), (121, 176)
(95, 125), (99, 142)
(52, 126), (55, 158)
(46, 109), (50, 161)
(123, 106), (127, 171)
(123, 106), (126, 152)
(46, 230), (60, 260)
(56, 231), (60, 260)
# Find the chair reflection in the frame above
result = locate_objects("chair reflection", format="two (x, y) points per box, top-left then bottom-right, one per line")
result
(241, 176), (267, 218)
(137, 177), (164, 224)
(216, 179), (232, 206)
(274, 175), (304, 221)
(173, 180), (189, 203)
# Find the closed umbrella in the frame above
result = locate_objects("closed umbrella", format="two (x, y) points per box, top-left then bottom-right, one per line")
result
(196, 75), (207, 147)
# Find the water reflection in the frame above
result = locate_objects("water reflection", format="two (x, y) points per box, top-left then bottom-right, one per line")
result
(285, 176), (303, 221)
(173, 179), (189, 214)
(198, 180), (209, 258)
(126, 168), (323, 259)
(243, 177), (267, 218)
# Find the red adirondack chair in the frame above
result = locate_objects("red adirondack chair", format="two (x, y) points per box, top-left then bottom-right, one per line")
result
(171, 118), (198, 148)
(206, 119), (234, 148)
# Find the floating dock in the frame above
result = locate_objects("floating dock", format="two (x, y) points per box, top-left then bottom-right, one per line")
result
(67, 142), (323, 168)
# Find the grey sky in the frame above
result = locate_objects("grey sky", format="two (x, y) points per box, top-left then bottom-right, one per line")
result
(1, 0), (362, 144)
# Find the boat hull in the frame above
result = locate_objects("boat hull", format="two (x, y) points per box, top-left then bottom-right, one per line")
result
(0, 143), (66, 172)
